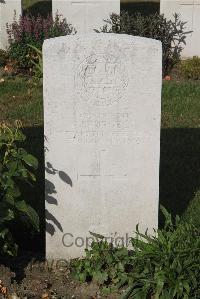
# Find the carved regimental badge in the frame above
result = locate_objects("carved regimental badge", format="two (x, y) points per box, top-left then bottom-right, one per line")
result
(75, 54), (128, 106)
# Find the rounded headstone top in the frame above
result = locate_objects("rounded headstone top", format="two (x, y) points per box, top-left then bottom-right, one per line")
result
(43, 33), (162, 52)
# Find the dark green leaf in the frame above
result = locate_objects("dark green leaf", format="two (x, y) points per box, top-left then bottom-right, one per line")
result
(22, 154), (38, 169)
(15, 200), (39, 231)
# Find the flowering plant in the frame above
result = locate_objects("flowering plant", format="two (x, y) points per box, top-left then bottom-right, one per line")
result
(7, 14), (76, 72)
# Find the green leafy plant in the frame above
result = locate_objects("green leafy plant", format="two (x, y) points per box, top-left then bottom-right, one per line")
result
(0, 50), (8, 67)
(123, 207), (200, 299)
(28, 44), (43, 79)
(71, 207), (200, 299)
(96, 12), (190, 76)
(70, 232), (133, 289)
(179, 56), (200, 80)
(0, 122), (39, 256)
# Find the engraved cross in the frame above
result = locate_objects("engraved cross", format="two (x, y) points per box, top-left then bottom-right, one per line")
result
(78, 150), (127, 179)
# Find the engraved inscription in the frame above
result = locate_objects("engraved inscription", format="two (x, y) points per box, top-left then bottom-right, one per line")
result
(76, 112), (129, 130)
(65, 131), (131, 145)
(75, 54), (128, 106)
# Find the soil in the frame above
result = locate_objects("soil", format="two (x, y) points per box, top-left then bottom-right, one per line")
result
(0, 255), (122, 299)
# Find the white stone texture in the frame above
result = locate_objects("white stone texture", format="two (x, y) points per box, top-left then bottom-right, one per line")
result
(52, 0), (120, 33)
(0, 0), (21, 49)
(160, 0), (200, 57)
(44, 34), (162, 259)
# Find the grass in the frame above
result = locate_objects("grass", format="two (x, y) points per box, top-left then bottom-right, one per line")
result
(162, 81), (200, 128)
(160, 81), (200, 224)
(0, 77), (43, 127)
(1, 78), (199, 129)
(0, 77), (199, 249)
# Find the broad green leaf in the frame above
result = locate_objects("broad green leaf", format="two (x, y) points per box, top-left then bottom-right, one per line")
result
(15, 200), (39, 231)
(6, 186), (21, 199)
(22, 154), (38, 169)
(6, 161), (18, 173)
(24, 205), (40, 231)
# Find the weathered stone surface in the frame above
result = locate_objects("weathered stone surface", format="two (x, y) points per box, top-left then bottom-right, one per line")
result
(52, 0), (120, 33)
(160, 0), (200, 57)
(44, 34), (162, 259)
(0, 0), (21, 49)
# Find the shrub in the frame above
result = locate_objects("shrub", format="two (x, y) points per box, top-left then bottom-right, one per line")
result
(71, 233), (132, 288)
(96, 12), (190, 76)
(0, 122), (39, 256)
(180, 56), (200, 80)
(6, 14), (76, 72)
(123, 208), (200, 298)
(71, 207), (200, 298)
(0, 50), (9, 67)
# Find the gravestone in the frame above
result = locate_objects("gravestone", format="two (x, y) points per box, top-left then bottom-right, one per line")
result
(44, 34), (162, 259)
(52, 0), (120, 33)
(160, 0), (200, 57)
(0, 0), (22, 49)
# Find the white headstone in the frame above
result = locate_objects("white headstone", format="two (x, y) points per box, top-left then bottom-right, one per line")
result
(44, 34), (162, 259)
(160, 0), (200, 57)
(0, 0), (21, 50)
(52, 0), (120, 33)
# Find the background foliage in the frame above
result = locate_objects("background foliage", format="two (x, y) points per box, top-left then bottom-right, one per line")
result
(6, 14), (76, 72)
(96, 12), (189, 76)
(72, 207), (200, 299)
(0, 50), (9, 67)
(179, 56), (200, 80)
(0, 122), (39, 256)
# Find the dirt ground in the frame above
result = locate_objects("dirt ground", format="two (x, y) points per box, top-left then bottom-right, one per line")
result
(0, 256), (122, 299)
